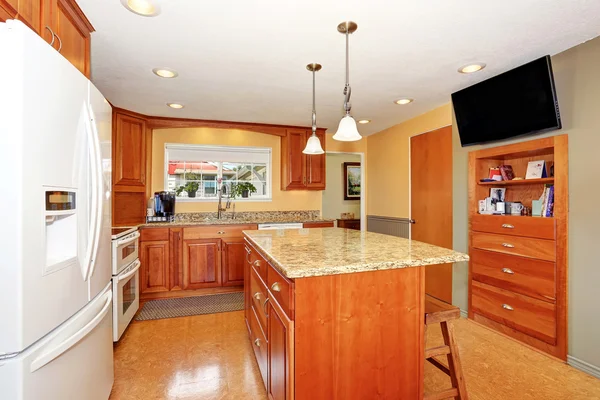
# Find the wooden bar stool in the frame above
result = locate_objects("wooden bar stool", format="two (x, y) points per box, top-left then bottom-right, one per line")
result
(424, 295), (468, 400)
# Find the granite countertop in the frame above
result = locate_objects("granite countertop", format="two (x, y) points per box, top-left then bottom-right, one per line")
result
(139, 210), (334, 228)
(141, 216), (334, 227)
(243, 228), (469, 279)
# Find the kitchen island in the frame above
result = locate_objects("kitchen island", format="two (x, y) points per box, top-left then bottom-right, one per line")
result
(243, 227), (469, 400)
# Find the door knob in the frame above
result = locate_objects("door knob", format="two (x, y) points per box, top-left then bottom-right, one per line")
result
(271, 282), (281, 292)
(409, 219), (416, 224)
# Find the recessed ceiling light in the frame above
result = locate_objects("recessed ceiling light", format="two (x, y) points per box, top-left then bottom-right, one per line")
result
(394, 98), (414, 105)
(458, 63), (486, 74)
(167, 103), (184, 109)
(120, 0), (160, 17)
(152, 68), (178, 78)
(358, 119), (371, 124)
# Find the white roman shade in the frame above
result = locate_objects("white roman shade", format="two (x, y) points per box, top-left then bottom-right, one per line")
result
(165, 144), (271, 164)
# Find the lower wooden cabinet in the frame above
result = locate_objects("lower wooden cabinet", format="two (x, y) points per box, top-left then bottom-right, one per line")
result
(140, 240), (170, 294)
(268, 297), (294, 400)
(182, 238), (222, 290)
(140, 225), (257, 299)
(221, 238), (245, 286)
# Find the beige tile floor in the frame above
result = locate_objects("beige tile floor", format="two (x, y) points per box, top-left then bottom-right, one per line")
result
(109, 311), (600, 400)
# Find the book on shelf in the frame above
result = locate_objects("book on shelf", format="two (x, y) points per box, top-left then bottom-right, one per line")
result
(546, 185), (555, 217)
(499, 165), (514, 181)
(488, 167), (503, 181)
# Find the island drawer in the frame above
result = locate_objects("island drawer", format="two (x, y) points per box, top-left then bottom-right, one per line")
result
(249, 305), (268, 387)
(471, 249), (556, 302)
(250, 267), (268, 332)
(471, 281), (556, 345)
(471, 215), (555, 240)
(471, 232), (556, 262)
(267, 263), (294, 320)
(184, 224), (258, 239)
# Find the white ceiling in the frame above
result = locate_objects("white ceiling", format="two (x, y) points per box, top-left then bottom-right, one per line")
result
(77, 0), (600, 136)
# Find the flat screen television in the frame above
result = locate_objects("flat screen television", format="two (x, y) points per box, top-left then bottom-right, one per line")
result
(452, 56), (561, 147)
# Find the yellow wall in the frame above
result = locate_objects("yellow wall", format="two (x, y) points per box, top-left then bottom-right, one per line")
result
(151, 127), (322, 213)
(365, 104), (452, 218)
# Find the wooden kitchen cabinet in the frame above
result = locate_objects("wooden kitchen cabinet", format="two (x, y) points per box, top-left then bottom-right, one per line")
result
(112, 111), (149, 226)
(182, 238), (222, 290)
(267, 298), (294, 400)
(140, 240), (170, 294)
(0, 0), (93, 77)
(281, 128), (326, 191)
(221, 237), (246, 286)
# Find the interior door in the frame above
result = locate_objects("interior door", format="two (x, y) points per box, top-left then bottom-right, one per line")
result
(410, 126), (453, 303)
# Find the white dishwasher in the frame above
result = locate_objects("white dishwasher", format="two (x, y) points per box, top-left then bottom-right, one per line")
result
(257, 223), (304, 230)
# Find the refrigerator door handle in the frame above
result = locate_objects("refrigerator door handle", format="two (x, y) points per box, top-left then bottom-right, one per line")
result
(116, 259), (141, 283)
(85, 103), (104, 281)
(29, 291), (112, 372)
(80, 105), (99, 281)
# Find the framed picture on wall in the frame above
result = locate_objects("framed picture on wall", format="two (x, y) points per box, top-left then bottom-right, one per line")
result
(344, 162), (361, 200)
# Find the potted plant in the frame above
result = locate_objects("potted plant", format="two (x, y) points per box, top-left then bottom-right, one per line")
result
(176, 181), (200, 198)
(231, 182), (257, 198)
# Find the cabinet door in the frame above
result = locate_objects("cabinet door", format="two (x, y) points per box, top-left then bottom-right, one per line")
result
(222, 237), (245, 286)
(244, 243), (253, 329)
(140, 240), (170, 294)
(268, 298), (294, 400)
(0, 0), (41, 32)
(169, 228), (183, 291)
(55, 0), (91, 77)
(305, 130), (326, 190)
(113, 112), (147, 187)
(183, 239), (222, 290)
(40, 0), (57, 45)
(281, 129), (307, 190)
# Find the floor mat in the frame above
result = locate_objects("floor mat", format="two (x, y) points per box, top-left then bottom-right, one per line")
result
(135, 292), (244, 321)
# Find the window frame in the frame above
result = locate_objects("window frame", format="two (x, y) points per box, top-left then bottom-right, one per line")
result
(164, 143), (273, 202)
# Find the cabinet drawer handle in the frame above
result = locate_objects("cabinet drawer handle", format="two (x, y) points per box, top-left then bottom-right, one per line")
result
(271, 282), (281, 292)
(263, 297), (270, 316)
(254, 338), (261, 347)
(217, 231), (226, 235)
(55, 34), (62, 53)
(502, 224), (514, 229)
(245, 246), (251, 254)
(253, 260), (261, 268)
(501, 268), (514, 275)
(502, 304), (514, 311)
(253, 292), (261, 301)
(501, 243), (514, 248)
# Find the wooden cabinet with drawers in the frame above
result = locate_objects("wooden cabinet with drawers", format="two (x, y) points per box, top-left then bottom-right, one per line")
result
(468, 135), (568, 360)
(139, 224), (257, 299)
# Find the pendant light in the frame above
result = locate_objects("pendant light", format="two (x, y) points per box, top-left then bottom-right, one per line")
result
(333, 21), (362, 142)
(303, 63), (325, 155)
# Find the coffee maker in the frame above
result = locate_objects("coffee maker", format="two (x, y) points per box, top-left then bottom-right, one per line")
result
(152, 191), (176, 222)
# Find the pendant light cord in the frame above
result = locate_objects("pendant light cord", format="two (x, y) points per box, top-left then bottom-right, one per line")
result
(343, 29), (352, 115)
(312, 68), (317, 135)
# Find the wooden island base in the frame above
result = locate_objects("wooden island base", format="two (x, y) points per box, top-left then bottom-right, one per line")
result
(245, 238), (427, 400)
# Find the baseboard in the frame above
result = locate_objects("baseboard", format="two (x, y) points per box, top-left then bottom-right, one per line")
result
(460, 309), (468, 319)
(568, 355), (600, 379)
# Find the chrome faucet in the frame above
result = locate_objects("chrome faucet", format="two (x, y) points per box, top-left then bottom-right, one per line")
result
(217, 183), (235, 219)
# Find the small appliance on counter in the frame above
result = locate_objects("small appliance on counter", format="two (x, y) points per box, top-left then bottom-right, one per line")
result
(147, 191), (176, 223)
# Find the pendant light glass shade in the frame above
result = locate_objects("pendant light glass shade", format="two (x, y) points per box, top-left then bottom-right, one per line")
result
(333, 115), (361, 141)
(303, 133), (324, 154)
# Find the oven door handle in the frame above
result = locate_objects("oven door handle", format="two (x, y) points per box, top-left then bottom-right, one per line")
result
(116, 259), (141, 283)
(116, 231), (140, 247)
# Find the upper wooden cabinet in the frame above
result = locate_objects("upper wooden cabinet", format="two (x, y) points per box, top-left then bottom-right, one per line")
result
(113, 112), (147, 188)
(0, 0), (93, 77)
(281, 128), (326, 191)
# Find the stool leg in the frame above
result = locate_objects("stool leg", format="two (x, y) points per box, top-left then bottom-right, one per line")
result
(440, 321), (468, 400)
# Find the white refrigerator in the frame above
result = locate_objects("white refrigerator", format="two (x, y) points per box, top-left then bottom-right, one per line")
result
(0, 20), (114, 400)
